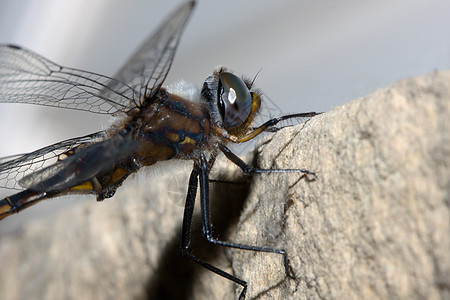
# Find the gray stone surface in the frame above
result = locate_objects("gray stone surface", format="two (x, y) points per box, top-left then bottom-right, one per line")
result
(230, 70), (450, 299)
(0, 70), (449, 300)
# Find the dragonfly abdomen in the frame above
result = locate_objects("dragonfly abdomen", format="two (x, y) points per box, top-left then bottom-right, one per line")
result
(0, 190), (47, 220)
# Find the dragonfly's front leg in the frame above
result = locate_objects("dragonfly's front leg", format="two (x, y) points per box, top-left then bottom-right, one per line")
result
(219, 143), (316, 178)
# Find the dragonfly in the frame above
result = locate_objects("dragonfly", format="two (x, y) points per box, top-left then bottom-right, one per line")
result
(0, 1), (318, 298)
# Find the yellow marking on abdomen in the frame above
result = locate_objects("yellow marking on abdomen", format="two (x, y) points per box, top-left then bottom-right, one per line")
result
(0, 201), (12, 214)
(111, 168), (127, 183)
(70, 181), (94, 191)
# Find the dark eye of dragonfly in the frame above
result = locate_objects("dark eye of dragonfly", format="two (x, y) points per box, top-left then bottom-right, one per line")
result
(217, 72), (252, 128)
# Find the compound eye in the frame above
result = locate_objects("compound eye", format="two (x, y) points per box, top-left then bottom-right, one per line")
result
(217, 72), (252, 128)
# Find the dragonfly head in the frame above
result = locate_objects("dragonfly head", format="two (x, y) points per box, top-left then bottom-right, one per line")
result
(202, 67), (261, 138)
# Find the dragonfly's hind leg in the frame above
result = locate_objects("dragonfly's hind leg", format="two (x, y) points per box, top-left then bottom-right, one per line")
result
(181, 159), (249, 299)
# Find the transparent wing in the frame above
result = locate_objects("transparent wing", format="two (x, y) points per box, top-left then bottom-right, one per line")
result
(17, 134), (140, 193)
(0, 132), (106, 191)
(101, 1), (195, 104)
(0, 1), (195, 114)
(0, 45), (138, 114)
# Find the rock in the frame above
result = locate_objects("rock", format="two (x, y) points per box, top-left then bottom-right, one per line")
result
(231, 70), (450, 299)
(0, 71), (449, 300)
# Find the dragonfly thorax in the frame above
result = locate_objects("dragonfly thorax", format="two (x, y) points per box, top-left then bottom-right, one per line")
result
(128, 88), (212, 166)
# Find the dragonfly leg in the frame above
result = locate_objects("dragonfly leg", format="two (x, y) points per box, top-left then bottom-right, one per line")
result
(181, 160), (248, 299)
(198, 154), (295, 297)
(219, 143), (316, 178)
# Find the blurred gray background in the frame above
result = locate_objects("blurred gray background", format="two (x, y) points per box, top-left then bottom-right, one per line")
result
(0, 0), (449, 230)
